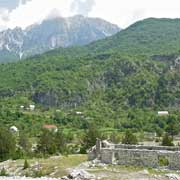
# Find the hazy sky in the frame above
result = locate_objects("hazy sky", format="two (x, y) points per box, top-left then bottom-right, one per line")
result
(0, 0), (180, 30)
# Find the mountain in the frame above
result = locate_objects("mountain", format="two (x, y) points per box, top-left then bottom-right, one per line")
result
(87, 18), (180, 56)
(0, 18), (179, 132)
(0, 15), (120, 62)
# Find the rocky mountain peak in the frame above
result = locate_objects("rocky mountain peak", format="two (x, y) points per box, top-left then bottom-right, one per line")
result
(0, 15), (121, 62)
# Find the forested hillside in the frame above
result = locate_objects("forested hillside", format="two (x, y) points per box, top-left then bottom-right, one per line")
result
(0, 18), (179, 135)
(87, 18), (180, 56)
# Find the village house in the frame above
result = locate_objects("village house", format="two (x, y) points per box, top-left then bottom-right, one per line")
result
(29, 104), (35, 111)
(43, 124), (58, 132)
(76, 111), (83, 115)
(9, 126), (19, 133)
(158, 111), (169, 116)
(20, 105), (24, 109)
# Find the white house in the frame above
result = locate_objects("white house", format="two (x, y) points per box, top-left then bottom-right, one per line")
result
(76, 112), (83, 115)
(29, 105), (35, 111)
(10, 126), (19, 133)
(20, 105), (24, 109)
(158, 111), (169, 116)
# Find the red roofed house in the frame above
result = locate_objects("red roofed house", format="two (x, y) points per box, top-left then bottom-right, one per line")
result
(43, 124), (58, 132)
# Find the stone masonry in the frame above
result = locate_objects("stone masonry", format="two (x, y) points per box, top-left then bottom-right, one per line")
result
(88, 139), (180, 170)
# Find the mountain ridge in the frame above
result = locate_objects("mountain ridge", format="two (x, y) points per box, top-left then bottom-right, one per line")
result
(0, 17), (179, 132)
(86, 17), (180, 56)
(0, 15), (120, 62)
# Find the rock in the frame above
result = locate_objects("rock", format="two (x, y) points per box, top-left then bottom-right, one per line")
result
(68, 169), (95, 180)
(0, 15), (120, 62)
(165, 174), (180, 180)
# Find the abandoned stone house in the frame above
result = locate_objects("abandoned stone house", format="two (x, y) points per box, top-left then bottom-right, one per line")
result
(88, 139), (180, 170)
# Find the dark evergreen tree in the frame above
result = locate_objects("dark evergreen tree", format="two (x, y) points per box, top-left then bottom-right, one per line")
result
(37, 129), (57, 155)
(122, 130), (138, 145)
(162, 134), (174, 146)
(0, 128), (16, 161)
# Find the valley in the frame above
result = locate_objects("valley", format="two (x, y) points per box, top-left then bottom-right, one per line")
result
(0, 16), (179, 180)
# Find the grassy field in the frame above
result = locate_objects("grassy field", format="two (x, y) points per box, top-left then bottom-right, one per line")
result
(1, 154), (180, 180)
(0, 155), (87, 178)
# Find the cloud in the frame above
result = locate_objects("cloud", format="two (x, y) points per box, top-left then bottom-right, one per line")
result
(1, 0), (180, 30)
(0, 0), (19, 11)
(46, 8), (62, 20)
(0, 8), (10, 22)
(0, 0), (31, 11)
(89, 0), (180, 27)
(0, 0), (33, 31)
(5, 0), (74, 29)
(71, 0), (95, 16)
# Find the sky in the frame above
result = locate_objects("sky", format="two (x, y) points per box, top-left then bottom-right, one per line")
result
(0, 0), (180, 31)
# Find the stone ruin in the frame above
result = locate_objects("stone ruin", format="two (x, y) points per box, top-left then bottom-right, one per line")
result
(88, 139), (180, 170)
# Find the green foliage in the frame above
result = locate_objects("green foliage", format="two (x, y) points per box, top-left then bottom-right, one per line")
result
(37, 129), (68, 156)
(0, 128), (16, 161)
(166, 115), (179, 137)
(158, 156), (169, 166)
(0, 18), (179, 141)
(0, 168), (8, 176)
(23, 159), (30, 169)
(82, 123), (101, 151)
(37, 129), (57, 155)
(12, 148), (24, 160)
(122, 130), (138, 145)
(19, 132), (32, 154)
(54, 129), (68, 154)
(32, 170), (44, 178)
(88, 18), (180, 56)
(162, 134), (174, 146)
(110, 132), (122, 144)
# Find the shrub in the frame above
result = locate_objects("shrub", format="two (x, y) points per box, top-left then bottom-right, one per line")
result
(162, 134), (174, 146)
(122, 130), (138, 145)
(155, 138), (160, 143)
(0, 168), (8, 176)
(23, 159), (30, 169)
(159, 156), (169, 166)
(0, 128), (16, 161)
(33, 170), (44, 178)
(110, 132), (121, 144)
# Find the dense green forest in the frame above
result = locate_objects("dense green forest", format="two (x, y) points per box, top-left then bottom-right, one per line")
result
(87, 18), (180, 56)
(0, 18), (179, 136)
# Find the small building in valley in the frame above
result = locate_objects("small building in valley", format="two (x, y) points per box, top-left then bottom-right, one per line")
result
(158, 111), (169, 116)
(20, 105), (24, 109)
(43, 124), (58, 132)
(10, 126), (19, 133)
(29, 105), (35, 111)
(76, 111), (83, 115)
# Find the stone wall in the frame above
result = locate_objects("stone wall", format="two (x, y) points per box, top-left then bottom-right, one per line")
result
(88, 140), (180, 170)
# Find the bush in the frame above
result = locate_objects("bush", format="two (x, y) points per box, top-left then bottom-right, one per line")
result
(155, 138), (160, 143)
(122, 130), (138, 145)
(162, 134), (174, 146)
(82, 123), (101, 150)
(33, 170), (44, 178)
(0, 168), (8, 176)
(12, 148), (24, 160)
(158, 156), (169, 166)
(23, 159), (30, 169)
(110, 132), (121, 144)
(0, 128), (16, 161)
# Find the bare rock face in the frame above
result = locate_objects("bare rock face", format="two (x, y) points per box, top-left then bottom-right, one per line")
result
(0, 170), (95, 180)
(0, 15), (120, 62)
(67, 169), (95, 180)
